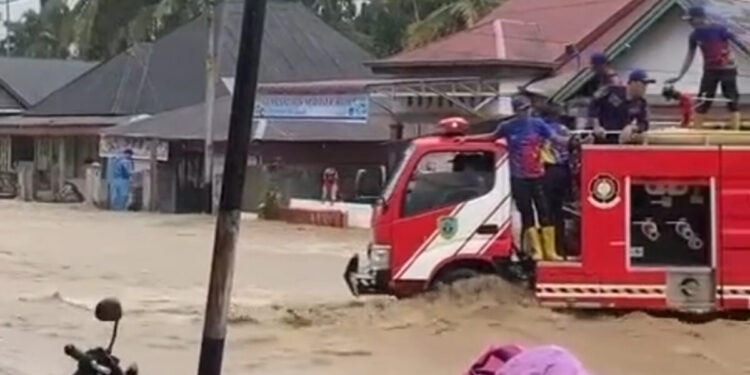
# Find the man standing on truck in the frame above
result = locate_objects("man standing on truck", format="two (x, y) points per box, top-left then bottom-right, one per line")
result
(539, 104), (572, 258)
(478, 96), (566, 261)
(590, 52), (621, 89)
(667, 5), (750, 129)
(589, 69), (653, 144)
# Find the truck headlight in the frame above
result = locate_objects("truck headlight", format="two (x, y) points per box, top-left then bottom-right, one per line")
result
(368, 244), (391, 270)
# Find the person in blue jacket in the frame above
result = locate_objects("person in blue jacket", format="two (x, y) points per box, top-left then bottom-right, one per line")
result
(110, 149), (134, 211)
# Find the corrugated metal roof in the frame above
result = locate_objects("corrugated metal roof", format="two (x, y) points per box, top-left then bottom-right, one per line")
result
(0, 115), (131, 127)
(374, 0), (641, 68)
(29, 0), (374, 117)
(103, 95), (389, 142)
(0, 57), (95, 107)
(700, 0), (750, 46)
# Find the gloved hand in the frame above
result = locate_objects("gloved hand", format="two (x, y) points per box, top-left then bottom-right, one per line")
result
(619, 124), (643, 144)
(593, 125), (606, 138)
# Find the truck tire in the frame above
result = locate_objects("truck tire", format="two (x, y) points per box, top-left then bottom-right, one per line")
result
(431, 267), (481, 290)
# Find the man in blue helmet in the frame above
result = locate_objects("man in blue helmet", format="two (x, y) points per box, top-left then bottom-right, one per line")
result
(589, 69), (653, 144)
(667, 5), (750, 129)
(590, 52), (621, 88)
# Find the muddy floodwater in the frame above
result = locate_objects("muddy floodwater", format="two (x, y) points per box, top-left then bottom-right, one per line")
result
(1, 201), (750, 375)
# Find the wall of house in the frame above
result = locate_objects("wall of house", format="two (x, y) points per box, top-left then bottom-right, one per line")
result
(238, 141), (391, 212)
(613, 6), (750, 104)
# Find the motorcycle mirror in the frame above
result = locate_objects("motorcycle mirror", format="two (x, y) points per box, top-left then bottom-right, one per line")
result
(95, 298), (123, 322)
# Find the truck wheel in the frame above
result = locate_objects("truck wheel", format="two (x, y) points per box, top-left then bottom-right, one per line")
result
(431, 267), (481, 290)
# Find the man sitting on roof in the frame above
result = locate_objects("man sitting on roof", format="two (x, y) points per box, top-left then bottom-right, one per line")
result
(589, 69), (653, 144)
(667, 5), (750, 129)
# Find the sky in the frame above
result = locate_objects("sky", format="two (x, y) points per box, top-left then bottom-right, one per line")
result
(1, 0), (39, 37)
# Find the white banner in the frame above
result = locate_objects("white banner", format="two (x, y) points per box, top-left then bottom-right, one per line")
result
(255, 94), (369, 120)
(221, 79), (368, 120)
(99, 136), (169, 161)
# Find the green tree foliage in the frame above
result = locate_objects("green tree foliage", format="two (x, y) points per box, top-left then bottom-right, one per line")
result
(4, 0), (74, 58)
(405, 0), (503, 49)
(5, 0), (504, 61)
(346, 0), (503, 57)
(5, 0), (204, 60)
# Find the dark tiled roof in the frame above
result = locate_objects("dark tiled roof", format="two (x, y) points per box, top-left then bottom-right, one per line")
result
(0, 57), (94, 107)
(103, 95), (389, 142)
(30, 0), (374, 117)
(219, 0), (374, 81)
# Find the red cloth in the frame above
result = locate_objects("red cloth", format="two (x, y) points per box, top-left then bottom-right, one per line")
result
(678, 93), (694, 127)
(463, 344), (524, 375)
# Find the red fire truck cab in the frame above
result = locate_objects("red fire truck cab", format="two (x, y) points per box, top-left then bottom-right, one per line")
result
(344, 126), (750, 313)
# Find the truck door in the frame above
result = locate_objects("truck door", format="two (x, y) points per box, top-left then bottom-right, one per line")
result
(391, 146), (512, 282)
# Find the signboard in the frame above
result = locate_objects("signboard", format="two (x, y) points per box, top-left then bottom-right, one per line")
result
(254, 94), (369, 120)
(222, 78), (369, 120)
(99, 136), (169, 162)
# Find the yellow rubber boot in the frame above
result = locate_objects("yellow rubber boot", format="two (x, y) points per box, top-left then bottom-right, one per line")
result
(693, 113), (704, 129)
(731, 112), (742, 130)
(524, 228), (543, 261)
(541, 226), (563, 261)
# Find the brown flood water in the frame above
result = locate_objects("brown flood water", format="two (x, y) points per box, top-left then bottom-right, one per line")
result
(0, 201), (749, 375)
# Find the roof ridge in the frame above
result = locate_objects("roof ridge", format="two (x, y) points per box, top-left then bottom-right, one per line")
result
(559, 0), (647, 63)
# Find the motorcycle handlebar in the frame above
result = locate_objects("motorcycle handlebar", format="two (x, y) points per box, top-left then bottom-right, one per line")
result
(64, 344), (113, 375)
(64, 344), (87, 361)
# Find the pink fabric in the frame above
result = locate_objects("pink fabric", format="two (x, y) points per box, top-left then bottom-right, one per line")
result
(497, 346), (591, 375)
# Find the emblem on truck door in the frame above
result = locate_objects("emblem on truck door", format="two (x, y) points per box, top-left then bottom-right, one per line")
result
(588, 174), (620, 209)
(438, 216), (458, 240)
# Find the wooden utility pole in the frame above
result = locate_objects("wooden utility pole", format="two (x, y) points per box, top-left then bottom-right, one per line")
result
(196, 0), (267, 374)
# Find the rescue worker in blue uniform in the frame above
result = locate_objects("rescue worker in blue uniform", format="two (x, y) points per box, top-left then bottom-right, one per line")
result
(590, 52), (621, 89)
(589, 69), (653, 144)
(478, 96), (569, 261)
(667, 5), (750, 129)
(110, 149), (134, 211)
(538, 105), (572, 258)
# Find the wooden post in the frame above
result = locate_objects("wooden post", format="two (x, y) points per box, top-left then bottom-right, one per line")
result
(149, 138), (159, 211)
(197, 1), (267, 374)
(57, 137), (66, 197)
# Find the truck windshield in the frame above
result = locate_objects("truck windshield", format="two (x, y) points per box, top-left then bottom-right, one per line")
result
(382, 143), (415, 201)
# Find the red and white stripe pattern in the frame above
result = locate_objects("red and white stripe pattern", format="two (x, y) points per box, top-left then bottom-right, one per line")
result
(395, 156), (512, 280)
(536, 284), (666, 299)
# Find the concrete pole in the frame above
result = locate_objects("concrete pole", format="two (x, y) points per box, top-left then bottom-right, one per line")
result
(57, 137), (66, 197)
(203, 3), (217, 213)
(196, 0), (267, 374)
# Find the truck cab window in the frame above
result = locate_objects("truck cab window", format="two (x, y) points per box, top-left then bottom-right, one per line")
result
(402, 151), (494, 217)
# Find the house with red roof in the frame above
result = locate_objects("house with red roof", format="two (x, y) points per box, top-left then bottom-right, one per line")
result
(369, 0), (750, 128)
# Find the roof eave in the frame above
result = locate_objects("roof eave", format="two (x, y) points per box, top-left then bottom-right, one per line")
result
(366, 59), (555, 70)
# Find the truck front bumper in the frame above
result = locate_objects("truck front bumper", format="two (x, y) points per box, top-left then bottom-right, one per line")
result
(343, 246), (391, 296)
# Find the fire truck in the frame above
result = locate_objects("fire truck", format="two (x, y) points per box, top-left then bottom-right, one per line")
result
(344, 120), (750, 313)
